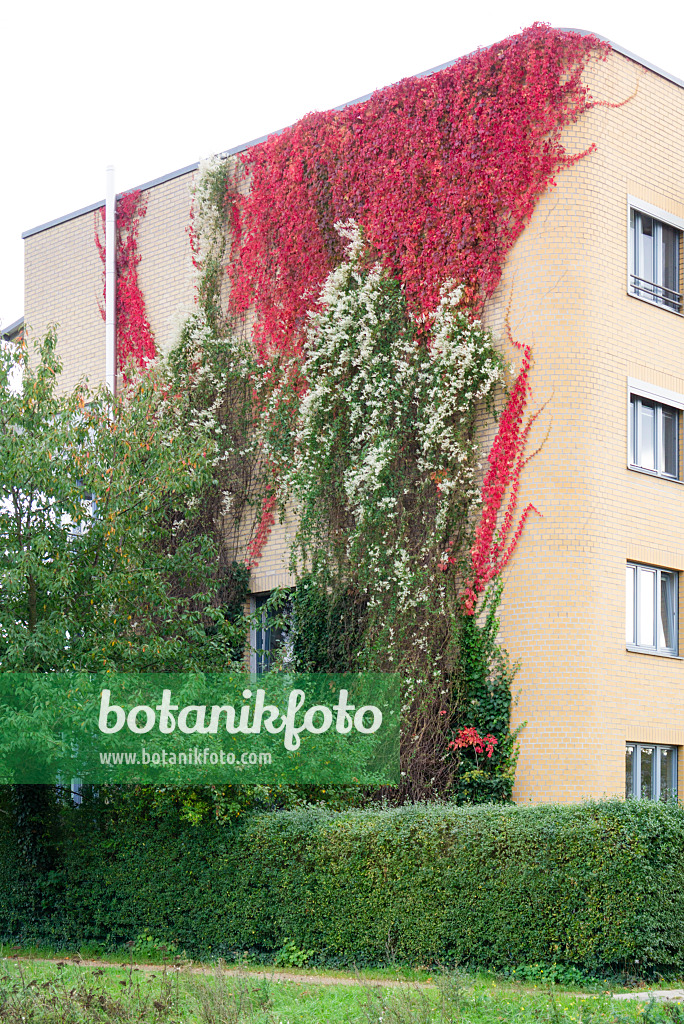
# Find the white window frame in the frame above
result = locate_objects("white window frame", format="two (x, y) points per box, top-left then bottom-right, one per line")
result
(627, 196), (684, 315)
(626, 742), (678, 801)
(626, 562), (678, 657)
(627, 378), (683, 481)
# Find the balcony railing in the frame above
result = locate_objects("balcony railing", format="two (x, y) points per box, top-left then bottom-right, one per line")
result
(630, 273), (683, 313)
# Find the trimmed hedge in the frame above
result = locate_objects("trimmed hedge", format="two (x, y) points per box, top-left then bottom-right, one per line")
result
(1, 799), (684, 973)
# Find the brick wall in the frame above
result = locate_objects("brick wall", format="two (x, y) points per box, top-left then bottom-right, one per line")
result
(25, 208), (104, 391)
(24, 170), (196, 391)
(485, 48), (684, 802)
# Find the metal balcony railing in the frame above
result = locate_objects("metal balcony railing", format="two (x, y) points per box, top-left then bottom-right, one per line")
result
(630, 273), (683, 313)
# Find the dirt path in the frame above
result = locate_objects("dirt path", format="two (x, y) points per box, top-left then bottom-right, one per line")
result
(9, 956), (683, 1002)
(8, 956), (434, 989)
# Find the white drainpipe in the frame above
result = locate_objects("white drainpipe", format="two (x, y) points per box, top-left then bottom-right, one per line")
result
(105, 165), (116, 394)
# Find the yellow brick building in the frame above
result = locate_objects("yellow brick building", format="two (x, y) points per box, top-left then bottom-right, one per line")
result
(19, 33), (684, 804)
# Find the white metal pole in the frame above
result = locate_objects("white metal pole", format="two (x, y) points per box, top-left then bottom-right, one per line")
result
(105, 166), (116, 394)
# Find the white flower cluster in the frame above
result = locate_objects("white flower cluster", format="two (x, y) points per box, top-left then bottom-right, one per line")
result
(275, 221), (504, 620)
(190, 156), (234, 291)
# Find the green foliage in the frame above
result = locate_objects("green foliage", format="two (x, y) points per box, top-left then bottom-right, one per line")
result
(219, 562), (251, 624)
(290, 576), (365, 674)
(511, 962), (589, 987)
(272, 228), (504, 637)
(131, 928), (179, 960)
(166, 310), (265, 575)
(289, 574), (519, 804)
(0, 327), (247, 675)
(2, 799), (684, 977)
(0, 957), (184, 1023)
(0, 327), (281, 819)
(179, 184), (529, 808)
(8, 785), (62, 870)
(448, 584), (520, 804)
(190, 156), (240, 337)
(274, 939), (314, 969)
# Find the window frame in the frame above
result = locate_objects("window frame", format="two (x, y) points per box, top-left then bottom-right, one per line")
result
(626, 561), (679, 657)
(627, 196), (684, 315)
(626, 741), (678, 802)
(627, 379), (683, 481)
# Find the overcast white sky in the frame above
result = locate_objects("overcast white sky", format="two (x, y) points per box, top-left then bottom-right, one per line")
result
(2, 0), (683, 332)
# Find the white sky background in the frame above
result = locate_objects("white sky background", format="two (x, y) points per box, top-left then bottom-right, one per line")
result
(2, 0), (684, 333)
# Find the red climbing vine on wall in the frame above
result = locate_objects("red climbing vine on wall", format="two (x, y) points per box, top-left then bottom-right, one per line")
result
(462, 335), (540, 614)
(220, 24), (606, 580)
(95, 190), (156, 372)
(227, 23), (606, 362)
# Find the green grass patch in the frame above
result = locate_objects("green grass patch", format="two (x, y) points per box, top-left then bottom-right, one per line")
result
(2, 956), (683, 1024)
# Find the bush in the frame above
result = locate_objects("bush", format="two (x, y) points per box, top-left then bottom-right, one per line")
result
(1, 798), (683, 975)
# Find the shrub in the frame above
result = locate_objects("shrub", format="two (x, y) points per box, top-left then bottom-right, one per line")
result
(1, 798), (683, 976)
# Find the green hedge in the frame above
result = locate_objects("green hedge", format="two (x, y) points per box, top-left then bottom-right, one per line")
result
(1, 799), (683, 973)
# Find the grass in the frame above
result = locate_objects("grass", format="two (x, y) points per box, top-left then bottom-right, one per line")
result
(2, 955), (684, 1024)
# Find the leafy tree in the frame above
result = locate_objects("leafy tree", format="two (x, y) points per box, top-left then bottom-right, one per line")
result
(0, 329), (348, 822)
(0, 327), (245, 674)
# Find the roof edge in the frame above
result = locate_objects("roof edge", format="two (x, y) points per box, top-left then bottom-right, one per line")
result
(22, 30), (684, 242)
(21, 162), (199, 240)
(1, 316), (24, 341)
(560, 28), (684, 90)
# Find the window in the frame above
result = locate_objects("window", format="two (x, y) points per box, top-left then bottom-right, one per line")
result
(629, 394), (680, 478)
(626, 742), (678, 801)
(626, 563), (678, 655)
(250, 592), (292, 675)
(629, 199), (683, 313)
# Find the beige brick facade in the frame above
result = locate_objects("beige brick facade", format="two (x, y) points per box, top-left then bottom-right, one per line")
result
(24, 170), (196, 392)
(485, 49), (684, 802)
(21, 41), (684, 804)
(25, 208), (104, 391)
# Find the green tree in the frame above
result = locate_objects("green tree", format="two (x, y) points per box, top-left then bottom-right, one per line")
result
(0, 327), (245, 674)
(0, 329), (338, 821)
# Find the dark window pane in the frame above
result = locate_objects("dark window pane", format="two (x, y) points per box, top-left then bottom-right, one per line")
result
(640, 746), (654, 801)
(254, 594), (291, 675)
(659, 572), (676, 652)
(659, 747), (676, 803)
(662, 407), (678, 477)
(661, 224), (680, 306)
(255, 603), (270, 675)
(626, 745), (635, 798)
